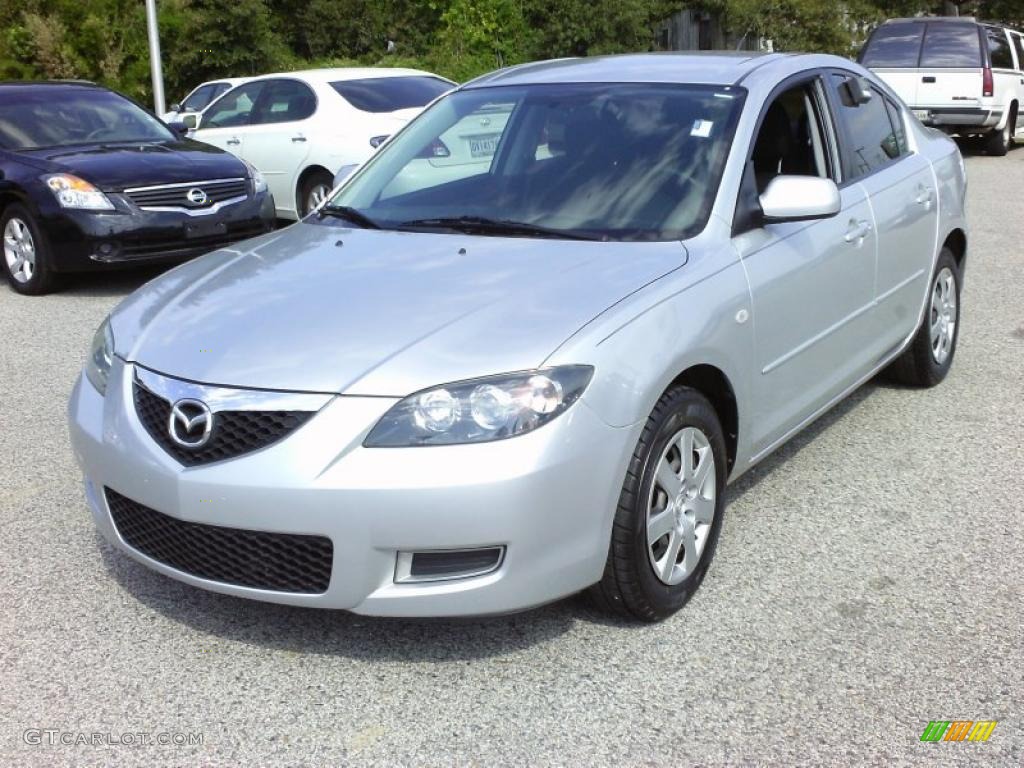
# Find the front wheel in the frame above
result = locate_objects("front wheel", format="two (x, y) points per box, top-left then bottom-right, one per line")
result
(1, 204), (57, 295)
(589, 386), (727, 621)
(885, 247), (961, 387)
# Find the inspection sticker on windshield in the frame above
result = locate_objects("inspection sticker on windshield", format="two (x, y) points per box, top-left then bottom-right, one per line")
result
(690, 120), (714, 138)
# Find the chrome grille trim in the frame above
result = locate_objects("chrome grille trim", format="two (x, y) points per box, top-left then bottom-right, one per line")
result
(133, 365), (334, 413)
(123, 177), (248, 193)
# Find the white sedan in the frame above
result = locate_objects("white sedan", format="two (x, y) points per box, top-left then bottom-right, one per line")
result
(187, 68), (454, 219)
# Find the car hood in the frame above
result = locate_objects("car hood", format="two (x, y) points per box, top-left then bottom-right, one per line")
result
(111, 223), (687, 396)
(20, 139), (246, 190)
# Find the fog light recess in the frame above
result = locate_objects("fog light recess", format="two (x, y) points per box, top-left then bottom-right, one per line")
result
(395, 547), (505, 583)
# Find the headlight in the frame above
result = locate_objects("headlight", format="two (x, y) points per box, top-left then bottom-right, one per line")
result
(44, 174), (114, 211)
(364, 366), (593, 447)
(244, 161), (268, 194)
(85, 318), (115, 395)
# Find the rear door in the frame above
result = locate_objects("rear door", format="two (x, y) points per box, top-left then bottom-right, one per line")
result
(828, 73), (937, 356)
(860, 21), (925, 106)
(915, 22), (985, 112)
(238, 78), (318, 217)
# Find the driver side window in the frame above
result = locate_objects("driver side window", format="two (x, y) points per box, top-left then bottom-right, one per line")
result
(751, 81), (834, 195)
(203, 82), (265, 129)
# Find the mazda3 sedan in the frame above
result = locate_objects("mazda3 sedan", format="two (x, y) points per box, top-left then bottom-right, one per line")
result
(69, 53), (968, 621)
(0, 81), (275, 295)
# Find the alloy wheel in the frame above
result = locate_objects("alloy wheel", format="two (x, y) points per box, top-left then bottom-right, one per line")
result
(306, 183), (331, 214)
(3, 217), (36, 284)
(646, 426), (717, 586)
(929, 266), (957, 365)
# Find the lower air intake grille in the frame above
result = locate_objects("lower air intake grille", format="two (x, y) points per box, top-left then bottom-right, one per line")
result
(133, 382), (312, 467)
(106, 488), (333, 593)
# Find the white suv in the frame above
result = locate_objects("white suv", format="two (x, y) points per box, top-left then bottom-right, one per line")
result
(188, 69), (454, 219)
(860, 16), (1023, 155)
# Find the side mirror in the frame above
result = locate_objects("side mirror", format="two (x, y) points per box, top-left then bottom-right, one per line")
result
(182, 113), (201, 130)
(841, 76), (873, 106)
(167, 121), (189, 138)
(168, 103), (181, 113)
(759, 176), (841, 223)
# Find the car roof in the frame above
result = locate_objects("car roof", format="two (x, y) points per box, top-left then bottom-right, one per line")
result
(462, 52), (799, 88)
(239, 68), (453, 85)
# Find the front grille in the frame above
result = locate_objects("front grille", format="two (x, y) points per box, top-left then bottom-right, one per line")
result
(106, 489), (333, 593)
(134, 383), (313, 467)
(124, 178), (249, 210)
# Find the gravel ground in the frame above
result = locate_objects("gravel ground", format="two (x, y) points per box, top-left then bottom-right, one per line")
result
(1, 147), (1021, 767)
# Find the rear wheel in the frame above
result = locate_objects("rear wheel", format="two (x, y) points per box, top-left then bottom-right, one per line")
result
(985, 113), (1013, 156)
(298, 170), (334, 217)
(1, 204), (57, 295)
(885, 247), (961, 387)
(589, 386), (727, 622)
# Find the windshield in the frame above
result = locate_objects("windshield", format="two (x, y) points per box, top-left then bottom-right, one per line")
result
(328, 83), (744, 241)
(0, 87), (175, 150)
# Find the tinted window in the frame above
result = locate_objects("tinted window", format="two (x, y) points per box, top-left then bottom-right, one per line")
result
(331, 83), (745, 241)
(203, 81), (265, 128)
(861, 23), (925, 68)
(331, 77), (453, 113)
(831, 75), (900, 179)
(986, 27), (1014, 69)
(250, 80), (317, 125)
(1014, 33), (1024, 70)
(0, 86), (174, 149)
(921, 23), (981, 67)
(180, 84), (216, 112)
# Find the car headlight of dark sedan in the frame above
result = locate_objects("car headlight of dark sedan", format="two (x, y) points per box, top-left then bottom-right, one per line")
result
(85, 318), (115, 395)
(364, 366), (594, 447)
(44, 174), (115, 211)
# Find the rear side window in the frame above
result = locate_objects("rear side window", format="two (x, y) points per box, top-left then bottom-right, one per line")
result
(920, 23), (982, 68)
(251, 80), (317, 125)
(986, 27), (1014, 69)
(830, 75), (901, 179)
(1014, 34), (1024, 69)
(331, 77), (452, 113)
(861, 23), (925, 68)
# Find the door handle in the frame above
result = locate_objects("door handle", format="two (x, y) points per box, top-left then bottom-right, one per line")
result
(922, 76), (936, 83)
(915, 186), (934, 208)
(291, 135), (307, 143)
(226, 137), (240, 146)
(844, 220), (872, 244)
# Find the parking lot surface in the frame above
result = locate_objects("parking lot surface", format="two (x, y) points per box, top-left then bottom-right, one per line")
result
(1, 147), (1022, 767)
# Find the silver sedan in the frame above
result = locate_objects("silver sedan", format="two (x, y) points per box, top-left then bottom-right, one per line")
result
(68, 52), (968, 621)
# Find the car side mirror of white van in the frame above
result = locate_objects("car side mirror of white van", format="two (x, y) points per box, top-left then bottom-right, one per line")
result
(759, 176), (841, 223)
(182, 113), (201, 130)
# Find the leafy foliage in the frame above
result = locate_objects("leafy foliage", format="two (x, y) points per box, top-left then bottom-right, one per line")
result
(0, 0), (1019, 108)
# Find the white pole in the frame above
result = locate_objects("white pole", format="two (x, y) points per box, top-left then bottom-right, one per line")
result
(145, 0), (166, 115)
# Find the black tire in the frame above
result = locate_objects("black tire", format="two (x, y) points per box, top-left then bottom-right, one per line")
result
(298, 170), (335, 217)
(885, 247), (961, 388)
(589, 386), (727, 622)
(985, 114), (1012, 156)
(1, 203), (57, 295)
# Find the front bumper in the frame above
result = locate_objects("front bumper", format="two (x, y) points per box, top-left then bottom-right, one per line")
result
(43, 191), (276, 272)
(68, 360), (636, 616)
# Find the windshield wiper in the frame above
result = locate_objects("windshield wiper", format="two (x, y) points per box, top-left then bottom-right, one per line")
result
(397, 215), (599, 241)
(318, 204), (380, 229)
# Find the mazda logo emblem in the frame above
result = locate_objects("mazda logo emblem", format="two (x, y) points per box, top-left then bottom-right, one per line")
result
(186, 188), (208, 206)
(168, 399), (213, 449)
